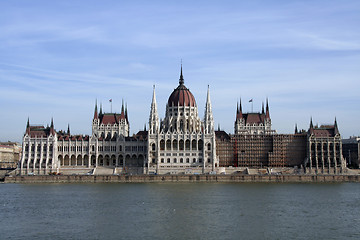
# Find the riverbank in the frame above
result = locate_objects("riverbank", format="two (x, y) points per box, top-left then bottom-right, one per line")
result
(3, 174), (360, 183)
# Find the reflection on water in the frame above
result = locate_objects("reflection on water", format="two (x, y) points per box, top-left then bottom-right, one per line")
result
(1, 183), (359, 240)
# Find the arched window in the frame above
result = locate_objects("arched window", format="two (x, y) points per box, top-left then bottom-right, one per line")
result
(172, 140), (178, 150)
(185, 140), (190, 150)
(198, 140), (203, 151)
(192, 140), (197, 150)
(180, 120), (184, 131)
(166, 140), (171, 150)
(160, 140), (165, 150)
(179, 140), (184, 150)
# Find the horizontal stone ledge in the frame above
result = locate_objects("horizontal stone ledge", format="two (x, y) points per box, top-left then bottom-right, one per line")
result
(3, 174), (360, 183)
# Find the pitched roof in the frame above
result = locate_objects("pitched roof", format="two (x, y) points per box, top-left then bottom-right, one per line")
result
(215, 130), (230, 140)
(242, 113), (266, 125)
(100, 113), (126, 125)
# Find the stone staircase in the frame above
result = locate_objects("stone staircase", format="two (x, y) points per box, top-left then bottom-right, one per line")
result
(94, 167), (115, 175)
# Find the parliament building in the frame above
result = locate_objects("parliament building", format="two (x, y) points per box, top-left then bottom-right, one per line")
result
(17, 66), (346, 175)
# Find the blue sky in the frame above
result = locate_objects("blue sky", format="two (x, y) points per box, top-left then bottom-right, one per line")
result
(1, 0), (360, 142)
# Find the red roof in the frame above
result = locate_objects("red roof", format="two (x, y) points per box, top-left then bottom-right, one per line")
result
(27, 126), (51, 138)
(168, 84), (196, 107)
(100, 113), (126, 125)
(241, 113), (266, 125)
(313, 126), (336, 137)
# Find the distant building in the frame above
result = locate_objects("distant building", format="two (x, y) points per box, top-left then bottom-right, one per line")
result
(0, 142), (21, 168)
(306, 118), (345, 174)
(342, 137), (360, 168)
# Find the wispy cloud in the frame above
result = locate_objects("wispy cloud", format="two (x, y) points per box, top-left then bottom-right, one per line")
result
(1, 0), (360, 141)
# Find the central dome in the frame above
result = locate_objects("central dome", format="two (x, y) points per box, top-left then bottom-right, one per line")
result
(167, 66), (196, 107)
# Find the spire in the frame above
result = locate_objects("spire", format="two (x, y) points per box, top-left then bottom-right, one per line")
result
(144, 123), (147, 131)
(125, 102), (128, 121)
(100, 102), (103, 115)
(240, 98), (242, 112)
(309, 117), (314, 134)
(206, 85), (211, 106)
(121, 99), (124, 115)
(94, 99), (98, 119)
(265, 98), (270, 119)
(179, 64), (184, 85)
(262, 102), (265, 114)
(67, 124), (70, 135)
(204, 85), (214, 134)
(237, 98), (243, 119)
(50, 118), (55, 135)
(26, 118), (30, 134)
(295, 123), (298, 134)
(334, 117), (339, 135)
(149, 85), (159, 134)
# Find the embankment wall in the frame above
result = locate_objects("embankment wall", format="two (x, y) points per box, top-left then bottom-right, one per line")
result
(3, 174), (360, 183)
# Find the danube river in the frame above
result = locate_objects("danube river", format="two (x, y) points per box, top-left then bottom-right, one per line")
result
(1, 183), (359, 240)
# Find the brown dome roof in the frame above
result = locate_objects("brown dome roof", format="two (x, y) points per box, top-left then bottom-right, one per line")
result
(167, 66), (196, 107)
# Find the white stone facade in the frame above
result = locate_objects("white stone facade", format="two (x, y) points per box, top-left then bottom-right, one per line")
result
(147, 68), (218, 174)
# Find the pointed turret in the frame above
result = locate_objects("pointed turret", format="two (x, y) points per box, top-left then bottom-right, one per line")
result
(26, 118), (30, 134)
(121, 99), (124, 115)
(125, 102), (128, 121)
(309, 117), (314, 134)
(334, 117), (339, 135)
(100, 103), (103, 115)
(149, 85), (159, 134)
(94, 99), (98, 119)
(50, 118), (55, 135)
(67, 124), (70, 135)
(265, 98), (270, 119)
(179, 64), (184, 85)
(237, 99), (243, 119)
(262, 102), (265, 114)
(295, 123), (298, 134)
(204, 85), (214, 134)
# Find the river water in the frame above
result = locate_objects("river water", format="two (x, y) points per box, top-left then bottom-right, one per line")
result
(1, 183), (359, 240)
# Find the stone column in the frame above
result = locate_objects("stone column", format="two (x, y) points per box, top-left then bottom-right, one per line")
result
(333, 141), (337, 173)
(321, 142), (324, 173)
(315, 141), (318, 174)
(309, 141), (312, 174)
